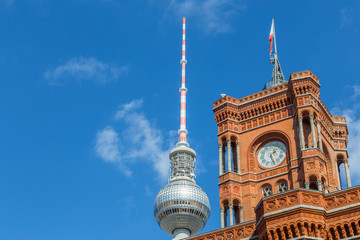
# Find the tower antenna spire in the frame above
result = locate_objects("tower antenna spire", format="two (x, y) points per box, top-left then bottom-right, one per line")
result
(178, 17), (188, 145)
(265, 18), (286, 89)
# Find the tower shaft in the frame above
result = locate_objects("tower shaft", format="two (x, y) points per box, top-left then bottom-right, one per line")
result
(179, 17), (188, 143)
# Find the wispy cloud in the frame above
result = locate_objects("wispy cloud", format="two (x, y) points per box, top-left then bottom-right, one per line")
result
(165, 0), (246, 34)
(350, 85), (360, 99)
(340, 110), (360, 180)
(95, 126), (132, 177)
(95, 99), (175, 182)
(115, 99), (143, 120)
(332, 85), (360, 183)
(44, 57), (128, 86)
(340, 7), (354, 28)
(340, 6), (360, 32)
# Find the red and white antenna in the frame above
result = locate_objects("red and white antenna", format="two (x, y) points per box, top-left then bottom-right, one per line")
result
(178, 17), (188, 143)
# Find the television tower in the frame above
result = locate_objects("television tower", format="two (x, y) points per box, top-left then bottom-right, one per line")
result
(153, 17), (211, 240)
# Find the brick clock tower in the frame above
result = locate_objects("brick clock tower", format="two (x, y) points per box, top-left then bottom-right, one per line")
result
(185, 20), (360, 239)
(185, 67), (360, 239)
(186, 69), (360, 239)
(215, 69), (351, 225)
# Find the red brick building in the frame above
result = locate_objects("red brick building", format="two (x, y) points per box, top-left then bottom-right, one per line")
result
(187, 70), (360, 240)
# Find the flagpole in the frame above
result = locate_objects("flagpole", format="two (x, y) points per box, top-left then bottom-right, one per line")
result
(272, 18), (278, 85)
(266, 18), (286, 89)
(273, 18), (278, 57)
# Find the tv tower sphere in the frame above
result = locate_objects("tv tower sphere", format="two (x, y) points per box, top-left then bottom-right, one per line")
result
(153, 17), (210, 240)
(154, 143), (211, 239)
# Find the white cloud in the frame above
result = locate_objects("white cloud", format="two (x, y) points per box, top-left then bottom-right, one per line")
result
(44, 57), (128, 86)
(166, 0), (246, 34)
(95, 99), (174, 182)
(95, 126), (120, 163)
(95, 126), (132, 176)
(332, 85), (360, 183)
(115, 99), (143, 120)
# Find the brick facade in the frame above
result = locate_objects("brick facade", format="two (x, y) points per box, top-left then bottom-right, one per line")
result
(187, 70), (359, 240)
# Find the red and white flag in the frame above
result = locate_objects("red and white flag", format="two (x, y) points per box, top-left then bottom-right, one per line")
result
(269, 19), (275, 53)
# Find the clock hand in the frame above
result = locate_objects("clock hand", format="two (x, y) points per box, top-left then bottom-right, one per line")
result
(270, 147), (279, 164)
(270, 152), (276, 165)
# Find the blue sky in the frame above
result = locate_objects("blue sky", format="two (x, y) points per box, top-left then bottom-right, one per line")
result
(0, 0), (360, 239)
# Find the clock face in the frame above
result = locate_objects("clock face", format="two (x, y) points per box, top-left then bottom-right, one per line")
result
(257, 141), (286, 168)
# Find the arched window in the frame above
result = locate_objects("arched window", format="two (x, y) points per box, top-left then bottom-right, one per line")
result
(309, 175), (318, 190)
(222, 200), (229, 227)
(262, 185), (272, 197)
(278, 181), (288, 193)
(301, 111), (311, 149)
(233, 199), (242, 224)
(231, 140), (239, 173)
(220, 137), (240, 174)
(337, 154), (346, 189)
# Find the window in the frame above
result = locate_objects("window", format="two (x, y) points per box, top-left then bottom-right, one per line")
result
(278, 181), (288, 193)
(262, 185), (272, 197)
(309, 175), (318, 190)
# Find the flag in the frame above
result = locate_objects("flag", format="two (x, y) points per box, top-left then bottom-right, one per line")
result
(269, 19), (275, 53)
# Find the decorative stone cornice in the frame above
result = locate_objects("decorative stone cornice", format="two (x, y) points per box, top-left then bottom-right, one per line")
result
(188, 185), (360, 240)
(290, 70), (319, 83)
